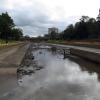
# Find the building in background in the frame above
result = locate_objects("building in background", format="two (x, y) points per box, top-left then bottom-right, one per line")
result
(48, 27), (58, 34)
(97, 9), (100, 21)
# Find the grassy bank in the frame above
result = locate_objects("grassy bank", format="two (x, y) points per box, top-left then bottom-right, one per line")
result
(0, 39), (23, 49)
(48, 40), (65, 44)
(47, 40), (100, 49)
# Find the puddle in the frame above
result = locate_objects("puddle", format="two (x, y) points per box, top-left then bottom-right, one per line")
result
(1, 44), (100, 100)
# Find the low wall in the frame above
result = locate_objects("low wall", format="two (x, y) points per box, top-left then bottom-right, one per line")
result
(70, 48), (100, 63)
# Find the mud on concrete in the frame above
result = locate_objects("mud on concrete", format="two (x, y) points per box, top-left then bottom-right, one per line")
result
(17, 43), (44, 79)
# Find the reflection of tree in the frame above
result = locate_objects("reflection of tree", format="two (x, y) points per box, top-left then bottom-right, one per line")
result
(51, 47), (57, 55)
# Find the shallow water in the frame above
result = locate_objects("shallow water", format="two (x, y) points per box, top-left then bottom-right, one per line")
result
(1, 45), (100, 100)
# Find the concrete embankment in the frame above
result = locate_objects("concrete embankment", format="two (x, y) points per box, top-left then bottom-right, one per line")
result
(70, 48), (100, 63)
(0, 42), (31, 74)
(48, 43), (100, 63)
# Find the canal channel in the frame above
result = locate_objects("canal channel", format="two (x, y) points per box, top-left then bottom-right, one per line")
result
(1, 43), (100, 100)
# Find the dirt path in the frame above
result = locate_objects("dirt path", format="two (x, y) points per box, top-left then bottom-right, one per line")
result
(0, 43), (30, 68)
(0, 42), (30, 96)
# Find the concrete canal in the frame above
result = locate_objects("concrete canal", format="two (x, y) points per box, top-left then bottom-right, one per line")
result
(1, 43), (100, 100)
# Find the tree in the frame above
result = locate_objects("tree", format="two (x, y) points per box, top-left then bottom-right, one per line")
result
(58, 32), (64, 40)
(11, 28), (23, 40)
(0, 12), (23, 42)
(0, 12), (15, 43)
(49, 31), (58, 40)
(86, 18), (97, 39)
(73, 16), (90, 39)
(80, 16), (89, 22)
(44, 15), (100, 40)
(63, 24), (74, 40)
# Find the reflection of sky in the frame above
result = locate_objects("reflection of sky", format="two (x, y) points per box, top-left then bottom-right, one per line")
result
(2, 49), (100, 100)
(33, 50), (100, 100)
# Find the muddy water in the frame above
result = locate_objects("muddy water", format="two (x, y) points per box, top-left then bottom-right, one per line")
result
(1, 45), (100, 100)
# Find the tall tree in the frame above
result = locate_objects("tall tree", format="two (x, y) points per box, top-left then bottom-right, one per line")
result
(49, 31), (58, 40)
(63, 24), (74, 40)
(0, 12), (15, 43)
(11, 28), (23, 40)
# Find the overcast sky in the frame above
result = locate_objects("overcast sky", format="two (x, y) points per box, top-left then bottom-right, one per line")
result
(0, 0), (100, 37)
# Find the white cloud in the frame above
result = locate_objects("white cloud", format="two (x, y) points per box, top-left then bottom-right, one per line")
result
(0, 0), (100, 36)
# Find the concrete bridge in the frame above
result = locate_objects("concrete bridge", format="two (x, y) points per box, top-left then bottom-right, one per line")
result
(48, 43), (100, 63)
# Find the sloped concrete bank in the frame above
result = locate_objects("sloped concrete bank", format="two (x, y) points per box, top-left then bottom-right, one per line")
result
(47, 43), (100, 63)
(70, 48), (100, 63)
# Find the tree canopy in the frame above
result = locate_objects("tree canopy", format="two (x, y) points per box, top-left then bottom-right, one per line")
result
(0, 12), (23, 42)
(44, 16), (100, 40)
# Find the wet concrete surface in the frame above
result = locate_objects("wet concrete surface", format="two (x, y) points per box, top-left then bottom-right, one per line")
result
(1, 43), (100, 100)
(0, 75), (17, 96)
(68, 55), (100, 79)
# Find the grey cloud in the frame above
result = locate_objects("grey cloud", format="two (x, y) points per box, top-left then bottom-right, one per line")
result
(0, 0), (78, 36)
(11, 7), (67, 36)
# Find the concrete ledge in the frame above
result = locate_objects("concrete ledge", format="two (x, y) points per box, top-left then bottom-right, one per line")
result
(70, 48), (100, 63)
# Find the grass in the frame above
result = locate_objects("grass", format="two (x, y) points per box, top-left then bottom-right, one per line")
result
(48, 40), (65, 44)
(0, 39), (21, 48)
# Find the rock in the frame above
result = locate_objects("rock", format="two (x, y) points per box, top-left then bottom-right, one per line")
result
(36, 66), (44, 70)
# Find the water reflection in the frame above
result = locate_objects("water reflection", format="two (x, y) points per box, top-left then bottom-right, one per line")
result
(27, 48), (100, 100)
(2, 45), (100, 100)
(68, 55), (100, 79)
